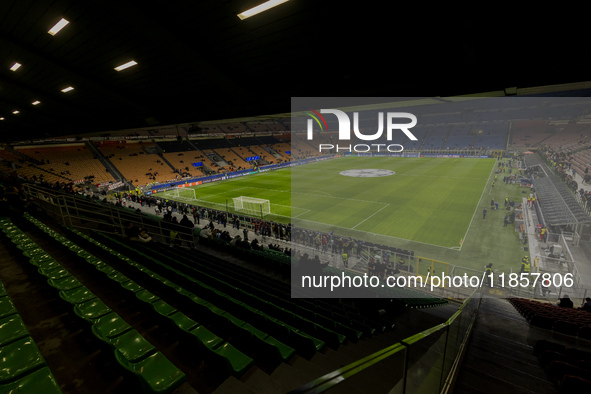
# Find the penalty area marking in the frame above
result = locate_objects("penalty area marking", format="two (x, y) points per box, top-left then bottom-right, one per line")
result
(351, 203), (390, 230)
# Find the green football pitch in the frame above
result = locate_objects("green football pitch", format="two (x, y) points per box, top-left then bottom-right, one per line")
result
(160, 156), (529, 273)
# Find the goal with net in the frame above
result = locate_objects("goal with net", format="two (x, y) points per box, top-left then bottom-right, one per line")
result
(232, 196), (271, 217)
(168, 187), (196, 200)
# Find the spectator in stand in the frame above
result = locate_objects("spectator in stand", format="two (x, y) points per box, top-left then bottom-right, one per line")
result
(579, 297), (591, 312)
(556, 294), (574, 308)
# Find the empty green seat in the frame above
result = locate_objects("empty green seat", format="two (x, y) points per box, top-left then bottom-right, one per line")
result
(85, 256), (103, 265)
(190, 325), (224, 350)
(168, 312), (198, 333)
(152, 300), (177, 317)
(263, 335), (296, 362)
(39, 267), (71, 281)
(136, 290), (160, 304)
(16, 242), (37, 250)
(22, 248), (46, 258)
(108, 272), (131, 284)
(48, 276), (84, 291)
(76, 250), (93, 259)
(28, 254), (54, 267)
(74, 299), (112, 322)
(239, 323), (295, 362)
(222, 312), (245, 327)
(121, 281), (144, 293)
(0, 315), (29, 347)
(211, 342), (254, 376)
(7, 234), (28, 242)
(67, 245), (81, 253)
(29, 258), (62, 270)
(109, 329), (156, 362)
(91, 313), (132, 340)
(0, 366), (62, 394)
(96, 265), (117, 276)
(114, 350), (186, 394)
(35, 259), (61, 271)
(161, 280), (182, 292)
(59, 287), (97, 304)
(202, 302), (226, 320)
(0, 337), (46, 382)
(0, 297), (17, 319)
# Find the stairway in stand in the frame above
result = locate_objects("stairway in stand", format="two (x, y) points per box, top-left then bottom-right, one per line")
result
(454, 297), (558, 394)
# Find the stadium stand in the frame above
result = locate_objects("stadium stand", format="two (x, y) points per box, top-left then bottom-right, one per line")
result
(534, 339), (591, 391)
(216, 123), (248, 134)
(443, 124), (474, 150)
(15, 144), (114, 185)
(542, 124), (591, 151)
(471, 122), (509, 150)
(422, 126), (449, 149)
(509, 298), (591, 337)
(95, 142), (176, 186)
(0, 220), (63, 393)
(510, 120), (555, 147)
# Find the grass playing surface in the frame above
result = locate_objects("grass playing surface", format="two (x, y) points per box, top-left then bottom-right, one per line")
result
(161, 156), (529, 274)
(291, 157), (494, 248)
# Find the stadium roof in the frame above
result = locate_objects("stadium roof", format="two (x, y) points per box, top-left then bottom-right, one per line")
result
(0, 1), (590, 140)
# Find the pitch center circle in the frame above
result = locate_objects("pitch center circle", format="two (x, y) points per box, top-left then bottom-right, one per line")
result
(339, 169), (395, 178)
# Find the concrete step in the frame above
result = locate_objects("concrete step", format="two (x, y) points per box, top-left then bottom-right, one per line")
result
(212, 376), (257, 394)
(270, 362), (316, 392)
(240, 368), (292, 394)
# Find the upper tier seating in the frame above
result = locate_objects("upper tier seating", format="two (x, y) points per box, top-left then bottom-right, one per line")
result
(15, 145), (114, 184)
(96, 142), (175, 186)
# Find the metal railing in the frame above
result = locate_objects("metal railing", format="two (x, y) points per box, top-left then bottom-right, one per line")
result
(290, 289), (482, 394)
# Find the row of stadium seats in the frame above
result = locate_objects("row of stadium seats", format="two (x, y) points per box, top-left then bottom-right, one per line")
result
(96, 142), (177, 186)
(510, 120), (554, 147)
(0, 219), (63, 393)
(12, 214), (188, 393)
(27, 215), (260, 379)
(542, 124), (591, 151)
(509, 298), (591, 339)
(84, 230), (354, 352)
(533, 339), (591, 392)
(15, 145), (114, 184)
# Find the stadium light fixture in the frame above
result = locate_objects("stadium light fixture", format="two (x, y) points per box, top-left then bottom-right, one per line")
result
(48, 18), (69, 36)
(12, 110), (19, 115)
(10, 62), (21, 71)
(0, 117), (4, 121)
(114, 60), (138, 71)
(61, 86), (74, 93)
(237, 0), (290, 20)
(32, 100), (41, 105)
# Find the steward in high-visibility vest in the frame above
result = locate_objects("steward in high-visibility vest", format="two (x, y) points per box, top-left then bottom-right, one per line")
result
(521, 261), (531, 273)
(342, 252), (348, 268)
(485, 263), (493, 287)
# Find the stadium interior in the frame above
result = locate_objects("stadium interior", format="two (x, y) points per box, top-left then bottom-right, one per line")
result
(1, 2), (591, 394)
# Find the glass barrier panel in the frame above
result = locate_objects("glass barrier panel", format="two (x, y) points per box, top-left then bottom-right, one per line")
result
(403, 328), (448, 394)
(325, 346), (407, 394)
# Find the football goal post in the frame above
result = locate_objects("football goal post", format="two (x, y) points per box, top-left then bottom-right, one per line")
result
(232, 196), (271, 217)
(168, 187), (196, 200)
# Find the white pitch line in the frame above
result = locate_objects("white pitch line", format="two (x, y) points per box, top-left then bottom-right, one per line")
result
(459, 160), (496, 251)
(291, 216), (458, 250)
(351, 204), (390, 230)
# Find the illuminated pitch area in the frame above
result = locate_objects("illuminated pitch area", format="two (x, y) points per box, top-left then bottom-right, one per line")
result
(160, 156), (530, 273)
(160, 157), (492, 245)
